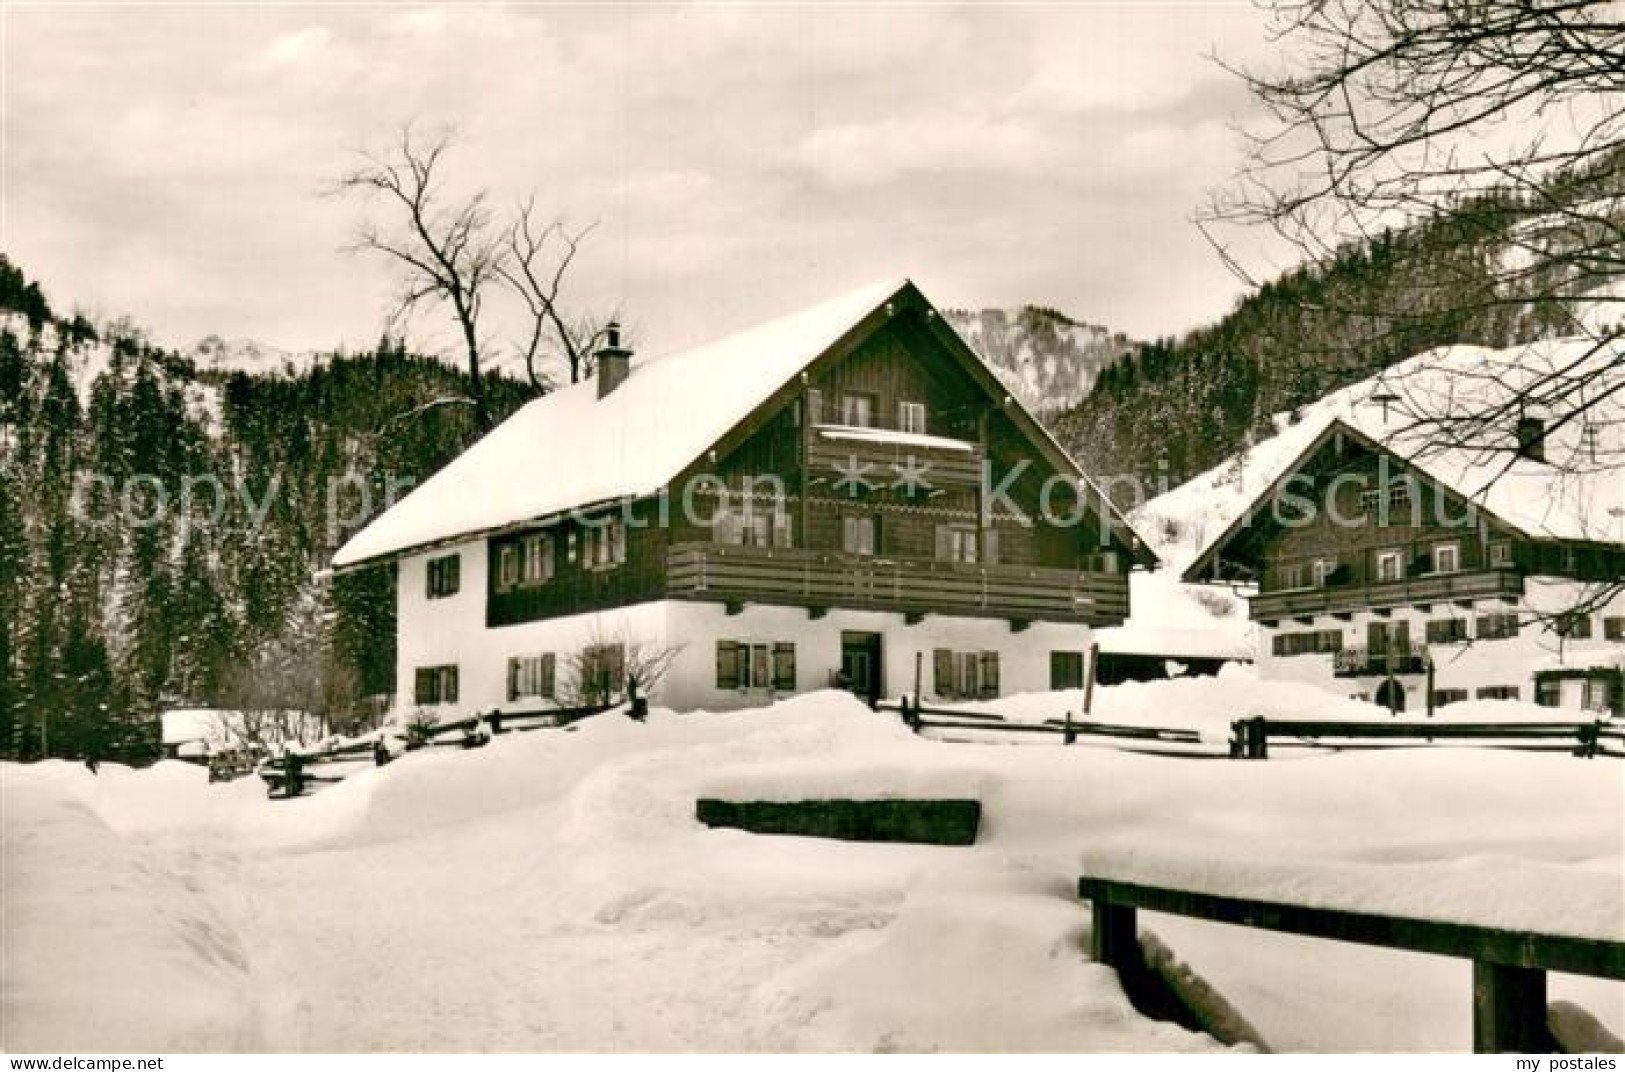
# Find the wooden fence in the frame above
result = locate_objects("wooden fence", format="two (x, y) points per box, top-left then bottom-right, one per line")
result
(258, 699), (634, 798)
(1079, 874), (1625, 1053)
(1229, 717), (1624, 759)
(879, 698), (1207, 754)
(875, 699), (1622, 761)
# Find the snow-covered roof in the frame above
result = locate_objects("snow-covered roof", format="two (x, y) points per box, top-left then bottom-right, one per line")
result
(335, 279), (1153, 569)
(334, 282), (903, 567)
(1180, 338), (1625, 581)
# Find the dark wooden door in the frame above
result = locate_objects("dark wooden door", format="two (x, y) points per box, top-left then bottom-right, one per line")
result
(840, 632), (884, 707)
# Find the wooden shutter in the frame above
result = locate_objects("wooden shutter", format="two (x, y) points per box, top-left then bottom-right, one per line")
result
(772, 643), (796, 691)
(414, 668), (434, 705)
(717, 641), (740, 688)
(448, 555), (460, 594)
(933, 649), (953, 698)
(507, 658), (520, 701)
(445, 666), (459, 703)
(979, 652), (1000, 699)
(983, 528), (999, 565)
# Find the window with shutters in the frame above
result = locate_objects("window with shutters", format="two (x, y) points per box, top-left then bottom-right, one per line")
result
(715, 640), (796, 692)
(898, 400), (927, 435)
(1476, 685), (1520, 701)
(521, 535), (554, 585)
(1535, 677), (1562, 707)
(1581, 676), (1617, 713)
(427, 554), (461, 598)
(1375, 549), (1404, 583)
(508, 654), (555, 701)
(1430, 688), (1469, 708)
(932, 649), (999, 699)
(935, 525), (977, 564)
(1426, 618), (1468, 645)
(839, 392), (875, 427)
(1605, 617), (1625, 641)
(1311, 558), (1335, 589)
(1476, 612), (1520, 640)
(1431, 541), (1460, 574)
(842, 515), (877, 556)
(413, 665), (459, 704)
(714, 502), (791, 549)
(586, 519), (626, 569)
(496, 545), (520, 591)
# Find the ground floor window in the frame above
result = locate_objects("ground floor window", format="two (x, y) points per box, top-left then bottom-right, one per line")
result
(1476, 612), (1520, 640)
(1430, 688), (1469, 708)
(1476, 685), (1519, 701)
(716, 640), (795, 691)
(508, 654), (556, 701)
(1050, 650), (1085, 690)
(1581, 676), (1619, 714)
(413, 665), (459, 705)
(1425, 618), (1468, 645)
(934, 649), (999, 701)
(1535, 677), (1562, 708)
(1604, 616), (1624, 641)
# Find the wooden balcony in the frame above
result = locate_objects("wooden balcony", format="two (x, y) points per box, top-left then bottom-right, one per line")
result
(805, 423), (985, 488)
(665, 542), (1129, 626)
(1252, 569), (1524, 623)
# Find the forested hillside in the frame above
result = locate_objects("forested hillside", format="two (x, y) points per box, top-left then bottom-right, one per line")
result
(0, 255), (532, 760)
(944, 306), (1134, 414)
(1054, 154), (1617, 495)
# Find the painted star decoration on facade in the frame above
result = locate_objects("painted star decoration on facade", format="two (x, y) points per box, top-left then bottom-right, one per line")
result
(890, 456), (934, 494)
(831, 455), (876, 497)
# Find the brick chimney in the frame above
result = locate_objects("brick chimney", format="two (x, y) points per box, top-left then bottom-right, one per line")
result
(596, 321), (631, 399)
(1515, 414), (1546, 463)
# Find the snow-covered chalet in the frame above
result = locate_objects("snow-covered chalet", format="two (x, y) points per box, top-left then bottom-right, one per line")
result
(332, 281), (1153, 715)
(1182, 340), (1625, 716)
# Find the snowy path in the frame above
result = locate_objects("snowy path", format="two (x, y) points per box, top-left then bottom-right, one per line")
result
(4, 690), (1621, 1052)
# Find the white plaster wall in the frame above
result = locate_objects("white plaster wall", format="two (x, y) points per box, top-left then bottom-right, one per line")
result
(396, 542), (675, 718)
(1254, 576), (1625, 710)
(659, 601), (1094, 711)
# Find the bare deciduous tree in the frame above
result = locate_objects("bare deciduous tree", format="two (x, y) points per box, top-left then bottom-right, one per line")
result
(341, 124), (612, 411)
(500, 200), (610, 388)
(341, 125), (507, 429)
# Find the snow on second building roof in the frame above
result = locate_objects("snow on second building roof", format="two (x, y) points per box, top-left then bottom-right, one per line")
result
(1173, 337), (1624, 581)
(333, 281), (907, 568)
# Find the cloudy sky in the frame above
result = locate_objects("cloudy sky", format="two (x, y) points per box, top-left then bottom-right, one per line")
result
(3, 2), (1283, 367)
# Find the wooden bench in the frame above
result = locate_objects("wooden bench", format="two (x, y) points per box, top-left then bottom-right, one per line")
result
(1079, 875), (1625, 1053)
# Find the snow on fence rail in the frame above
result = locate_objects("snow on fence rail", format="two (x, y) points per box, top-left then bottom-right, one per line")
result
(1078, 874), (1625, 1053)
(879, 698), (1209, 754)
(257, 699), (632, 798)
(878, 699), (1622, 760)
(1228, 717), (1623, 760)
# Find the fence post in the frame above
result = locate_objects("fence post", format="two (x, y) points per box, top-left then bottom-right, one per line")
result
(1091, 900), (1142, 973)
(1576, 722), (1599, 759)
(1472, 961), (1549, 1053)
(1064, 709), (1076, 746)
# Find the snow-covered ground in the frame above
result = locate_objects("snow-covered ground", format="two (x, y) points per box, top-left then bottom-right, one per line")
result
(3, 685), (1621, 1053)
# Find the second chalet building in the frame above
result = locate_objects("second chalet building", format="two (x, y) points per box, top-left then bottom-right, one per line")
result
(333, 281), (1152, 715)
(1183, 339), (1625, 717)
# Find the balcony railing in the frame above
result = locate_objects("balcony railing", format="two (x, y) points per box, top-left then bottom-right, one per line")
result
(1332, 643), (1430, 678)
(1252, 569), (1524, 623)
(665, 542), (1129, 626)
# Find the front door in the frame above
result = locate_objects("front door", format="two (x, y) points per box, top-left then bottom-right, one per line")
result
(840, 631), (884, 708)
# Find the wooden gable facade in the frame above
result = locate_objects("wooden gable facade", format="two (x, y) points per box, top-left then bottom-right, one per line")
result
(1184, 420), (1625, 624)
(486, 286), (1141, 631)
